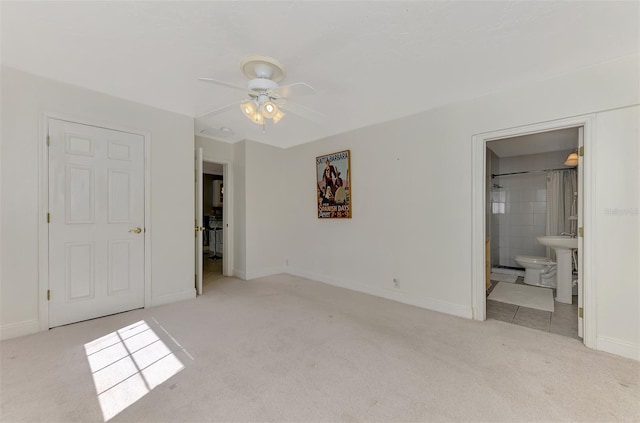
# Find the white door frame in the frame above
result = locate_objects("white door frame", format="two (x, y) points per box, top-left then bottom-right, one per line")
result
(195, 148), (204, 296)
(471, 114), (596, 349)
(201, 155), (233, 277)
(38, 112), (152, 331)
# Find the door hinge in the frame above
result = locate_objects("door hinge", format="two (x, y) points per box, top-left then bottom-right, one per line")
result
(578, 307), (583, 318)
(47, 290), (51, 301)
(47, 213), (50, 223)
(578, 146), (584, 157)
(578, 227), (584, 237)
(46, 135), (50, 147)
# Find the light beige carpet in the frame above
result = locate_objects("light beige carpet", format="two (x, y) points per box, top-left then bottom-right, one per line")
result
(489, 281), (555, 312)
(1, 274), (638, 422)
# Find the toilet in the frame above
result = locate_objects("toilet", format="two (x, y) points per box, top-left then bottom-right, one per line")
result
(514, 256), (557, 288)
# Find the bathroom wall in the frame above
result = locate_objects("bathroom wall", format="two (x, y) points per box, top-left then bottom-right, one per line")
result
(488, 150), (500, 267)
(490, 149), (575, 267)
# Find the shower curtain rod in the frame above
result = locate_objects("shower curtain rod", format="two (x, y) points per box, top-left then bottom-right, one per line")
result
(491, 168), (573, 178)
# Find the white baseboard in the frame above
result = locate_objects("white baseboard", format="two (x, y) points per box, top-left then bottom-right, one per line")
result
(0, 319), (41, 341)
(150, 288), (196, 307)
(287, 268), (473, 319)
(246, 266), (285, 280)
(597, 336), (640, 361)
(233, 268), (246, 280)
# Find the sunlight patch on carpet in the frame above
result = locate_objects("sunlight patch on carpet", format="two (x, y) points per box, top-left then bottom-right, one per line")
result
(84, 320), (184, 421)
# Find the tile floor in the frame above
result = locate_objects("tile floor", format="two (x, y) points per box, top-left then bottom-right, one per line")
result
(487, 277), (580, 340)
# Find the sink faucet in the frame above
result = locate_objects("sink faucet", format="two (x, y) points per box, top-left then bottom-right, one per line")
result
(561, 232), (576, 238)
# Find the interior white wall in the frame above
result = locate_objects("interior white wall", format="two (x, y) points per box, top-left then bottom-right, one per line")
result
(593, 106), (639, 358)
(243, 140), (287, 279)
(0, 66), (195, 339)
(282, 55), (639, 359)
(232, 141), (247, 278)
(196, 136), (233, 164)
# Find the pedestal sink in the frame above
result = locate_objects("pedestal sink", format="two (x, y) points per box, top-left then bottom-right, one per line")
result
(537, 236), (578, 304)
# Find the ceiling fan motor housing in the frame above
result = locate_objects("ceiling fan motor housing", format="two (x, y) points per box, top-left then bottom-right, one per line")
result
(241, 55), (285, 82)
(248, 78), (279, 92)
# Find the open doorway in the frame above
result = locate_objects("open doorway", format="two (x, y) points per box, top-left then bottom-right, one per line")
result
(195, 148), (232, 295)
(472, 115), (595, 348)
(202, 161), (225, 286)
(485, 128), (581, 339)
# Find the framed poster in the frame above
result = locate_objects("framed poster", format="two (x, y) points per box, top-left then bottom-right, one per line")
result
(316, 149), (352, 218)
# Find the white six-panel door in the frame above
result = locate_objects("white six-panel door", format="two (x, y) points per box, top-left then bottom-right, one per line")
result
(48, 119), (145, 327)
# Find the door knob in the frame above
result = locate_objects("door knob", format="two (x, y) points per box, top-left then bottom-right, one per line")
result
(128, 227), (142, 234)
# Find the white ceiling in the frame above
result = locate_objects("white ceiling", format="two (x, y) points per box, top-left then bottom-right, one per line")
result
(2, 1), (638, 148)
(487, 127), (578, 158)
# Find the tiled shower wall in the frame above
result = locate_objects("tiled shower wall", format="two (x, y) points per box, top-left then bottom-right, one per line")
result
(490, 150), (574, 268)
(488, 150), (500, 266)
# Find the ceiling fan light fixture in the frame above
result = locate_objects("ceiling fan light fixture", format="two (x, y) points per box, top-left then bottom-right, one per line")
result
(272, 109), (286, 124)
(261, 100), (279, 118)
(240, 100), (257, 118)
(253, 111), (264, 124)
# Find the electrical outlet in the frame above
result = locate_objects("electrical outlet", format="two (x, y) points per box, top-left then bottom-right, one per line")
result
(393, 278), (399, 289)
(285, 259), (289, 266)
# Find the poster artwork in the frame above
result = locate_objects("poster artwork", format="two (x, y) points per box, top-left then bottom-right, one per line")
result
(316, 150), (352, 219)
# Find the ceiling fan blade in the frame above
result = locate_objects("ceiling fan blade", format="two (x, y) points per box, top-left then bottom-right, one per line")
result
(280, 100), (325, 123)
(270, 82), (316, 98)
(196, 101), (243, 119)
(198, 77), (252, 95)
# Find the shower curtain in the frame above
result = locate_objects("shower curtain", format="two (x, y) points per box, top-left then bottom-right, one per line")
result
(545, 169), (578, 260)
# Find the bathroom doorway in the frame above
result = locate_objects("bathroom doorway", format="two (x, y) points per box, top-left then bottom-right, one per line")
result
(486, 128), (580, 338)
(472, 115), (594, 348)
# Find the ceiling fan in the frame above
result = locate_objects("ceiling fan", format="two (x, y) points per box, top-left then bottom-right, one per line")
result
(197, 55), (323, 127)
